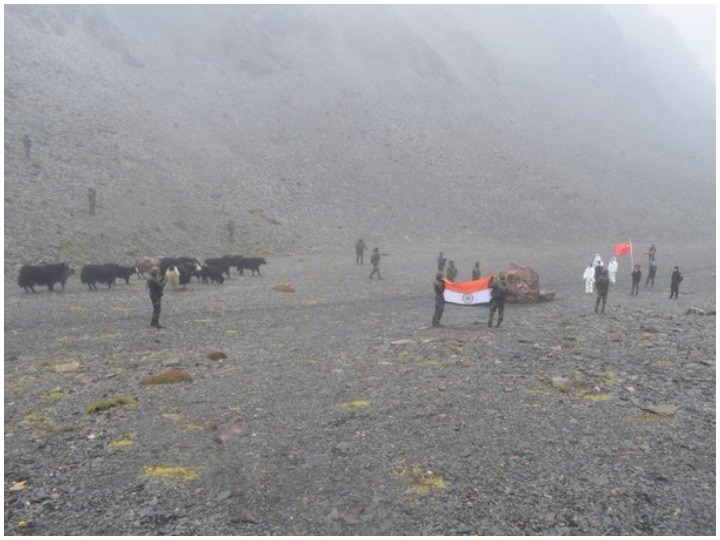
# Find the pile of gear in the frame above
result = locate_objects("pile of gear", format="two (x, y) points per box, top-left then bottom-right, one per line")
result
(494, 264), (555, 303)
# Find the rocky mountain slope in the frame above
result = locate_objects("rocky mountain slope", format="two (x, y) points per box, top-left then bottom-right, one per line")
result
(4, 5), (715, 272)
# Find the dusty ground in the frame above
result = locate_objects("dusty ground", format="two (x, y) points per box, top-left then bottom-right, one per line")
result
(3, 241), (716, 535)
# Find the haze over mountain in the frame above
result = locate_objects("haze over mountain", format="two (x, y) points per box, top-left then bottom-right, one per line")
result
(4, 5), (715, 270)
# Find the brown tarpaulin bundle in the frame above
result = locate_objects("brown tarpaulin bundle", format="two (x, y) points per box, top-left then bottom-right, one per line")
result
(494, 264), (555, 303)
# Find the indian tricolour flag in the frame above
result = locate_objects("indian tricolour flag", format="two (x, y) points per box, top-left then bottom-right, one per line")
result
(443, 276), (493, 306)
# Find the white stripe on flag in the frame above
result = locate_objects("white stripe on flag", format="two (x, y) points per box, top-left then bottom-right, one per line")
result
(443, 287), (491, 305)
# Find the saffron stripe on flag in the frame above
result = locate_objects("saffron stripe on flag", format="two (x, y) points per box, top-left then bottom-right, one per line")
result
(443, 276), (492, 305)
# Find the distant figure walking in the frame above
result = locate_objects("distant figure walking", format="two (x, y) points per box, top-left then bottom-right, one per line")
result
(446, 260), (458, 282)
(432, 272), (445, 327)
(669, 266), (683, 299)
(355, 238), (367, 265)
(488, 275), (508, 328)
(647, 243), (657, 262)
(22, 134), (32, 158)
(631, 264), (642, 296)
(437, 252), (447, 273)
(369, 248), (381, 279)
(607, 256), (618, 284)
(583, 263), (595, 294)
(645, 260), (657, 287)
(471, 261), (481, 281)
(595, 268), (610, 313)
(87, 187), (96, 216)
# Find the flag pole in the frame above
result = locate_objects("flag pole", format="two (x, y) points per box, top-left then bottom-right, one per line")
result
(629, 239), (634, 267)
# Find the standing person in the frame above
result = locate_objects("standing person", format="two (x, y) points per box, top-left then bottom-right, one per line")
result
(87, 187), (96, 216)
(607, 256), (618, 284)
(471, 261), (481, 281)
(645, 260), (657, 287)
(488, 275), (508, 328)
(592, 253), (603, 268)
(631, 264), (642, 296)
(648, 243), (657, 262)
(22, 134), (32, 158)
(594, 261), (605, 279)
(437, 252), (447, 273)
(669, 266), (683, 299)
(368, 247), (381, 279)
(355, 238), (367, 265)
(595, 268), (610, 313)
(147, 267), (166, 328)
(432, 272), (445, 327)
(227, 219), (235, 244)
(446, 260), (458, 282)
(583, 263), (595, 294)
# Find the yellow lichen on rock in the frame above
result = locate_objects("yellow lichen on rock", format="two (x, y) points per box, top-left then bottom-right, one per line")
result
(143, 466), (199, 481)
(108, 439), (134, 448)
(139, 369), (193, 385)
(341, 399), (369, 409)
(393, 459), (448, 494)
(85, 395), (139, 414)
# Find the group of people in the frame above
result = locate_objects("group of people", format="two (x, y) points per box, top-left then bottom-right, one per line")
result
(346, 239), (686, 337)
(582, 254), (613, 312)
(355, 239), (381, 279)
(437, 252), (481, 282)
(432, 270), (507, 328)
(584, 244), (684, 312)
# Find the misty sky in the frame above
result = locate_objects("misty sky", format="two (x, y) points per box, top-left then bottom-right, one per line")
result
(649, 4), (716, 77)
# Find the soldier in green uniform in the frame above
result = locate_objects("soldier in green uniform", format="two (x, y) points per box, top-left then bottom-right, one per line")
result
(488, 275), (508, 328)
(471, 262), (481, 280)
(595, 267), (610, 313)
(355, 238), (367, 265)
(669, 266), (683, 299)
(446, 260), (458, 282)
(147, 267), (166, 328)
(87, 187), (96, 216)
(432, 272), (445, 327)
(369, 248), (381, 279)
(437, 252), (446, 273)
(645, 260), (657, 287)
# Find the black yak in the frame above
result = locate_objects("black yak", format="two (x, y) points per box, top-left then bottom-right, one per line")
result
(18, 263), (74, 292)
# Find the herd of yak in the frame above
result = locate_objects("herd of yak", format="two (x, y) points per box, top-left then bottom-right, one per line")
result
(15, 255), (268, 293)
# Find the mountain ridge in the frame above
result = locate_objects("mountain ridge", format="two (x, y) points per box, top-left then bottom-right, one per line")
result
(4, 5), (715, 272)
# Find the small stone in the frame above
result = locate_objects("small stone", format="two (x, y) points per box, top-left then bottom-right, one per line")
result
(207, 349), (227, 360)
(240, 509), (256, 523)
(54, 361), (81, 373)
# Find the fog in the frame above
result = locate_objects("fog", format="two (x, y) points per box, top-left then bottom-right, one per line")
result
(648, 4), (716, 77)
(3, 4), (715, 266)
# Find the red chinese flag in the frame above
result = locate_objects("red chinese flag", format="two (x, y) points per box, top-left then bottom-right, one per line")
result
(613, 242), (632, 256)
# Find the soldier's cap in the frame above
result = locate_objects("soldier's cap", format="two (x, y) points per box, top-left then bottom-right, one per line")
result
(149, 267), (160, 276)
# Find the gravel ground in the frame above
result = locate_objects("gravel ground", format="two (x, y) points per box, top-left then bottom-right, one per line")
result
(4, 241), (716, 535)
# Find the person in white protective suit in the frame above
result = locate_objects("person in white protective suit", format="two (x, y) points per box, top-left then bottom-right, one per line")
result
(592, 253), (603, 268)
(607, 256), (618, 284)
(583, 263), (595, 294)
